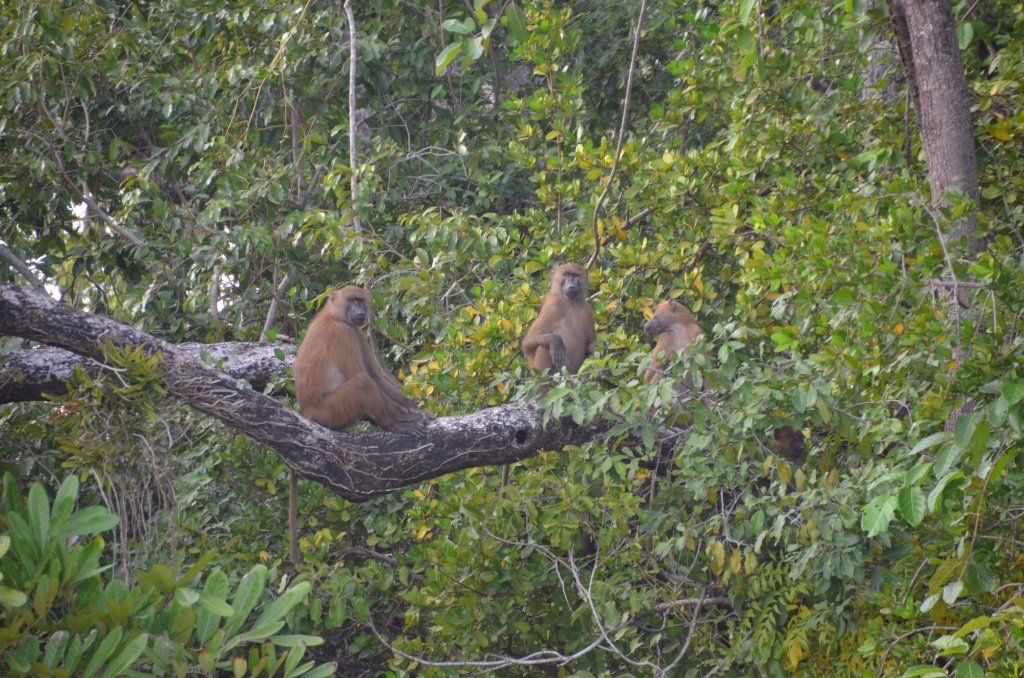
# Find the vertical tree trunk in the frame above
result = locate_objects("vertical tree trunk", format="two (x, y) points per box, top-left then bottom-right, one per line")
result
(889, 0), (982, 428)
(892, 0), (981, 254)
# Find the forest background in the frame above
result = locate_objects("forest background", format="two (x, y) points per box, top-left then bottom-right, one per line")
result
(1, 0), (1024, 675)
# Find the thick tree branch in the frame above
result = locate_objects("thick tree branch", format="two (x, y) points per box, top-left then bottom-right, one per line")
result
(0, 283), (636, 502)
(1, 341), (295, 404)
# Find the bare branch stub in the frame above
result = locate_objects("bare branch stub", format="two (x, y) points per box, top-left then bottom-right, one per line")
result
(0, 283), (659, 502)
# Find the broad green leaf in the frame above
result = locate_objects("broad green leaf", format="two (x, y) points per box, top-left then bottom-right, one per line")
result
(942, 579), (963, 605)
(82, 626), (123, 678)
(954, 661), (985, 678)
(861, 495), (898, 538)
(63, 507), (119, 537)
(902, 666), (946, 678)
(930, 634), (968, 656)
(957, 21), (973, 50)
(928, 472), (964, 513)
(908, 432), (948, 457)
(196, 570), (231, 643)
(255, 581), (312, 629)
(175, 586), (199, 606)
(100, 633), (147, 678)
(150, 564), (176, 594)
(1003, 379), (1024, 405)
(270, 634), (325, 648)
(224, 564), (268, 637)
(505, 3), (528, 42)
(27, 483), (50, 546)
(198, 590), (235, 617)
(435, 42), (463, 75)
(301, 665), (338, 678)
(465, 37), (484, 62)
(953, 616), (991, 639)
(738, 0), (755, 25)
(953, 411), (981, 453)
(441, 18), (472, 35)
(898, 486), (926, 527)
(0, 585), (27, 608)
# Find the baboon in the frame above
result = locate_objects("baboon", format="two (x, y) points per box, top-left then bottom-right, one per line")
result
(522, 264), (596, 375)
(295, 286), (430, 433)
(290, 286), (431, 560)
(505, 264), (596, 488)
(771, 425), (807, 466)
(643, 299), (704, 386)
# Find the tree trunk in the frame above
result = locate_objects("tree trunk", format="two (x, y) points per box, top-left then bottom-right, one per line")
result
(892, 0), (981, 254)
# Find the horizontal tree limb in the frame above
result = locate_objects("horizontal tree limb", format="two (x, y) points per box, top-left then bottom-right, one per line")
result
(0, 283), (654, 502)
(0, 342), (295, 403)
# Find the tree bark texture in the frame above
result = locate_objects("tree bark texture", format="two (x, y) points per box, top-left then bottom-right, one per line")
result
(0, 283), (641, 502)
(1, 342), (295, 404)
(891, 0), (981, 253)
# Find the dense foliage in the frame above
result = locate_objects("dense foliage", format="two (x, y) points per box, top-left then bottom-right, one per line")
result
(2, 0), (1023, 674)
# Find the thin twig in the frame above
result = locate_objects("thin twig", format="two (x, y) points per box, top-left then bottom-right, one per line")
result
(344, 0), (362, 232)
(585, 0), (648, 269)
(81, 185), (145, 246)
(260, 271), (296, 343)
(0, 242), (48, 293)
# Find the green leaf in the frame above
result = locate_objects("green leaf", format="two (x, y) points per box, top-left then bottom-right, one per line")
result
(270, 634), (325, 648)
(441, 18), (472, 35)
(901, 666), (946, 678)
(196, 570), (230, 643)
(861, 495), (898, 538)
(27, 483), (50, 546)
(100, 633), (147, 678)
(254, 581), (312, 630)
(52, 475), (79, 527)
(966, 419), (989, 467)
(198, 590), (235, 617)
(150, 564), (176, 594)
(82, 626), (123, 678)
(465, 37), (484, 62)
(954, 661), (985, 678)
(0, 534), (9, 559)
(930, 634), (968, 656)
(957, 21), (974, 50)
(953, 411), (981, 453)
(898, 486), (926, 527)
(953, 616), (991, 639)
(224, 564), (268, 637)
(0, 585), (27, 608)
(738, 0), (756, 25)
(908, 432), (948, 457)
(435, 42), (463, 75)
(1003, 380), (1024, 405)
(505, 3), (528, 42)
(300, 665), (338, 678)
(928, 472), (964, 513)
(63, 507), (119, 537)
(942, 579), (963, 605)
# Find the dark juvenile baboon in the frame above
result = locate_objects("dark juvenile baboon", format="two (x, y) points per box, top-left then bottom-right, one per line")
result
(771, 425), (807, 466)
(522, 264), (596, 375)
